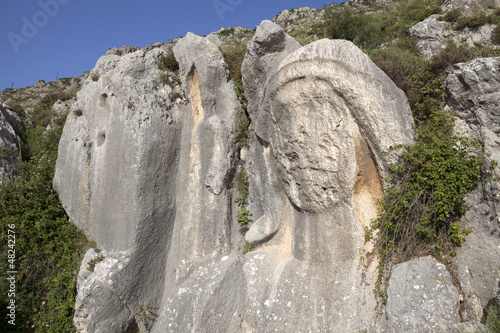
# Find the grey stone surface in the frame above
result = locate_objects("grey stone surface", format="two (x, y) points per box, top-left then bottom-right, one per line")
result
(0, 104), (21, 183)
(241, 20), (300, 119)
(385, 257), (461, 333)
(446, 321), (487, 333)
(445, 57), (500, 321)
(410, 14), (496, 60)
(442, 0), (500, 15)
(56, 20), (419, 333)
(54, 31), (241, 332)
(241, 21), (414, 332)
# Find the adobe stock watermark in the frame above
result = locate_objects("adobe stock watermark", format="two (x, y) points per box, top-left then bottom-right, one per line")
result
(213, 0), (243, 21)
(7, 0), (71, 54)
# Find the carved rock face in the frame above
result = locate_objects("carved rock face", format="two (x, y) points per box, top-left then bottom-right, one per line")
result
(55, 20), (419, 333)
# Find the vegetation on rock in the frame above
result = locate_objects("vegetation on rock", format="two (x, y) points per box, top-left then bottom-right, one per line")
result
(0, 108), (89, 332)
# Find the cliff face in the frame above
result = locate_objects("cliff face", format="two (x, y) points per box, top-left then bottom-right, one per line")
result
(50, 15), (500, 333)
(53, 21), (416, 332)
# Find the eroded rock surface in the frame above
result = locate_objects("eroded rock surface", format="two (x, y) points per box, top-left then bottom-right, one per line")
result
(445, 57), (500, 321)
(384, 257), (460, 332)
(410, 14), (496, 59)
(241, 22), (414, 332)
(55, 21), (417, 332)
(54, 32), (241, 332)
(0, 104), (22, 183)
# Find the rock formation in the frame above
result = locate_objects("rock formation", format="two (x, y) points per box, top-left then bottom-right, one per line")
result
(53, 20), (421, 332)
(384, 257), (460, 332)
(0, 104), (22, 183)
(410, 14), (496, 59)
(445, 57), (500, 322)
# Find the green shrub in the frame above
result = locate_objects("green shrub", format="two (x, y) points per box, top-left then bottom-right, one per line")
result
(483, 300), (500, 333)
(0, 111), (89, 332)
(218, 27), (235, 37)
(365, 109), (493, 274)
(235, 117), (251, 149)
(242, 241), (255, 254)
(90, 71), (100, 82)
(324, 0), (443, 49)
(220, 41), (246, 84)
(455, 9), (490, 30)
(430, 39), (500, 74)
(492, 24), (500, 44)
(157, 51), (179, 72)
(59, 77), (72, 85)
(152, 72), (172, 87)
(368, 41), (429, 111)
(440, 8), (461, 22)
(0, 146), (17, 159)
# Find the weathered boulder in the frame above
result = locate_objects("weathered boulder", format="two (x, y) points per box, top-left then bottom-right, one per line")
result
(383, 257), (460, 332)
(272, 7), (323, 33)
(0, 104), (21, 183)
(445, 57), (500, 321)
(442, 0), (500, 15)
(241, 20), (301, 119)
(55, 20), (418, 332)
(241, 21), (414, 332)
(54, 31), (241, 332)
(410, 14), (496, 59)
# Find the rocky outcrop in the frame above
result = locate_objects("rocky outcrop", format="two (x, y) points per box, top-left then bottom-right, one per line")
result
(240, 22), (414, 332)
(54, 32), (241, 332)
(272, 7), (323, 33)
(383, 257), (460, 332)
(241, 20), (301, 119)
(410, 14), (497, 59)
(445, 57), (500, 322)
(0, 104), (22, 183)
(442, 0), (500, 15)
(55, 20), (419, 332)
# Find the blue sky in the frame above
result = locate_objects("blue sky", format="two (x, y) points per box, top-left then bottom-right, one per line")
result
(0, 0), (343, 90)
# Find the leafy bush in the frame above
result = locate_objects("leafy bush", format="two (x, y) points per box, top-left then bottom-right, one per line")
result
(0, 111), (89, 332)
(324, 0), (443, 49)
(455, 9), (490, 30)
(440, 8), (461, 22)
(492, 24), (500, 44)
(430, 39), (500, 74)
(368, 40), (429, 111)
(157, 51), (179, 72)
(235, 170), (249, 203)
(152, 72), (172, 87)
(365, 108), (496, 303)
(242, 241), (255, 254)
(234, 170), (252, 236)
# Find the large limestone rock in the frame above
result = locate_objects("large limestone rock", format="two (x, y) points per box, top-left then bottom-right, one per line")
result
(445, 57), (500, 321)
(55, 20), (417, 332)
(54, 33), (241, 332)
(384, 257), (461, 332)
(240, 22), (415, 332)
(241, 20), (301, 119)
(0, 104), (22, 183)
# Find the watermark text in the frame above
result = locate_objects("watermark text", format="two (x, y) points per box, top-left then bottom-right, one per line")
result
(6, 224), (16, 326)
(8, 0), (71, 54)
(213, 0), (243, 21)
